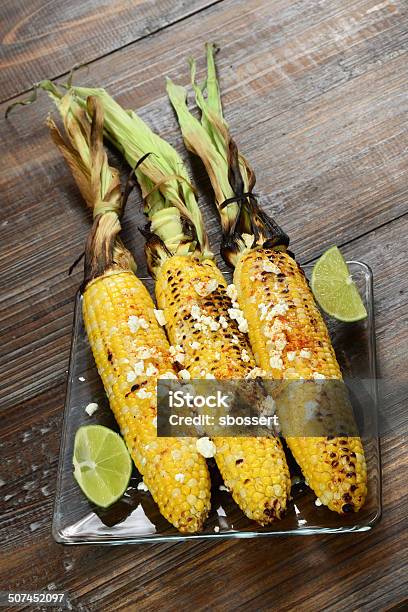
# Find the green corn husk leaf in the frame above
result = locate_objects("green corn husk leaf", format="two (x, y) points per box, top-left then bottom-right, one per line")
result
(167, 45), (251, 231)
(67, 86), (213, 270)
(48, 92), (117, 212)
(167, 43), (289, 266)
(47, 90), (136, 284)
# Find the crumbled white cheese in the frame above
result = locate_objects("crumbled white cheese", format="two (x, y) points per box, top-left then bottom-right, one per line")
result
(190, 304), (201, 320)
(154, 309), (166, 326)
(261, 395), (276, 416)
(205, 373), (216, 380)
(262, 261), (280, 274)
(137, 481), (149, 492)
(169, 345), (185, 364)
(315, 498), (322, 507)
(258, 303), (268, 322)
(201, 314), (220, 331)
(207, 317), (220, 331)
(189, 341), (201, 350)
(214, 526), (220, 533)
(175, 473), (185, 483)
(287, 351), (296, 362)
(245, 367), (266, 379)
(190, 304), (220, 332)
(270, 301), (289, 317)
(241, 349), (251, 363)
(228, 307), (249, 333)
(194, 279), (218, 297)
(300, 349), (311, 359)
(136, 388), (152, 399)
(196, 437), (216, 458)
(134, 361), (145, 377)
(78, 376), (85, 382)
(158, 371), (178, 380)
(259, 300), (289, 322)
(136, 347), (154, 360)
(85, 403), (98, 416)
(270, 319), (286, 335)
(128, 315), (149, 333)
(178, 369), (191, 380)
(145, 363), (158, 377)
(127, 371), (137, 383)
(219, 484), (230, 492)
(214, 351), (221, 361)
(274, 336), (287, 352)
(219, 315), (229, 329)
(226, 284), (238, 302)
(313, 372), (326, 380)
(269, 354), (283, 370)
(231, 334), (239, 344)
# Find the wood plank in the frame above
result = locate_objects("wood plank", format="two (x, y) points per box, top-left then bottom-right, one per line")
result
(1, 1), (407, 609)
(1, 0), (407, 409)
(0, 0), (220, 102)
(1, 215), (406, 609)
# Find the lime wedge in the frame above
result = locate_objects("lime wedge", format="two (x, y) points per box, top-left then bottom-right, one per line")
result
(73, 425), (132, 508)
(311, 246), (367, 322)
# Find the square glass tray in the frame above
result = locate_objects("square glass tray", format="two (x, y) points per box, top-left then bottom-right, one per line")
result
(53, 261), (381, 544)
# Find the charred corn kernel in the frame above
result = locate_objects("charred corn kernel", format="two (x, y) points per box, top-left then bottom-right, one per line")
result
(155, 254), (291, 523)
(83, 270), (211, 532)
(156, 256), (253, 378)
(234, 247), (367, 513)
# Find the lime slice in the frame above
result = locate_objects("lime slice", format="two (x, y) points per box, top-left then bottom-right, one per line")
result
(311, 246), (367, 322)
(73, 425), (132, 507)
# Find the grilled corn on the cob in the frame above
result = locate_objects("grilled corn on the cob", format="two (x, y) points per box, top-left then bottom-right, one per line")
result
(156, 254), (291, 523)
(235, 248), (367, 513)
(48, 93), (211, 532)
(68, 84), (292, 524)
(167, 44), (367, 513)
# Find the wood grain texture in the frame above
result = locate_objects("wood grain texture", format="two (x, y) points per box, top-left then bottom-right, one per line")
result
(1, 0), (407, 410)
(0, 0), (407, 609)
(1, 217), (407, 610)
(0, 0), (220, 102)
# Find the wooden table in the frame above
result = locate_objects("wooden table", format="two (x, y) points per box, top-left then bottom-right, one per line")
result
(1, 1), (407, 609)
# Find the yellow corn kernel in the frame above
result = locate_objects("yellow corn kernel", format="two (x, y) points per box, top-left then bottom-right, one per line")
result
(83, 270), (211, 532)
(156, 255), (291, 523)
(234, 248), (367, 513)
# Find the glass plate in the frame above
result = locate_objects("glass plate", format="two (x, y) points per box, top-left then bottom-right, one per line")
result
(52, 261), (381, 544)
